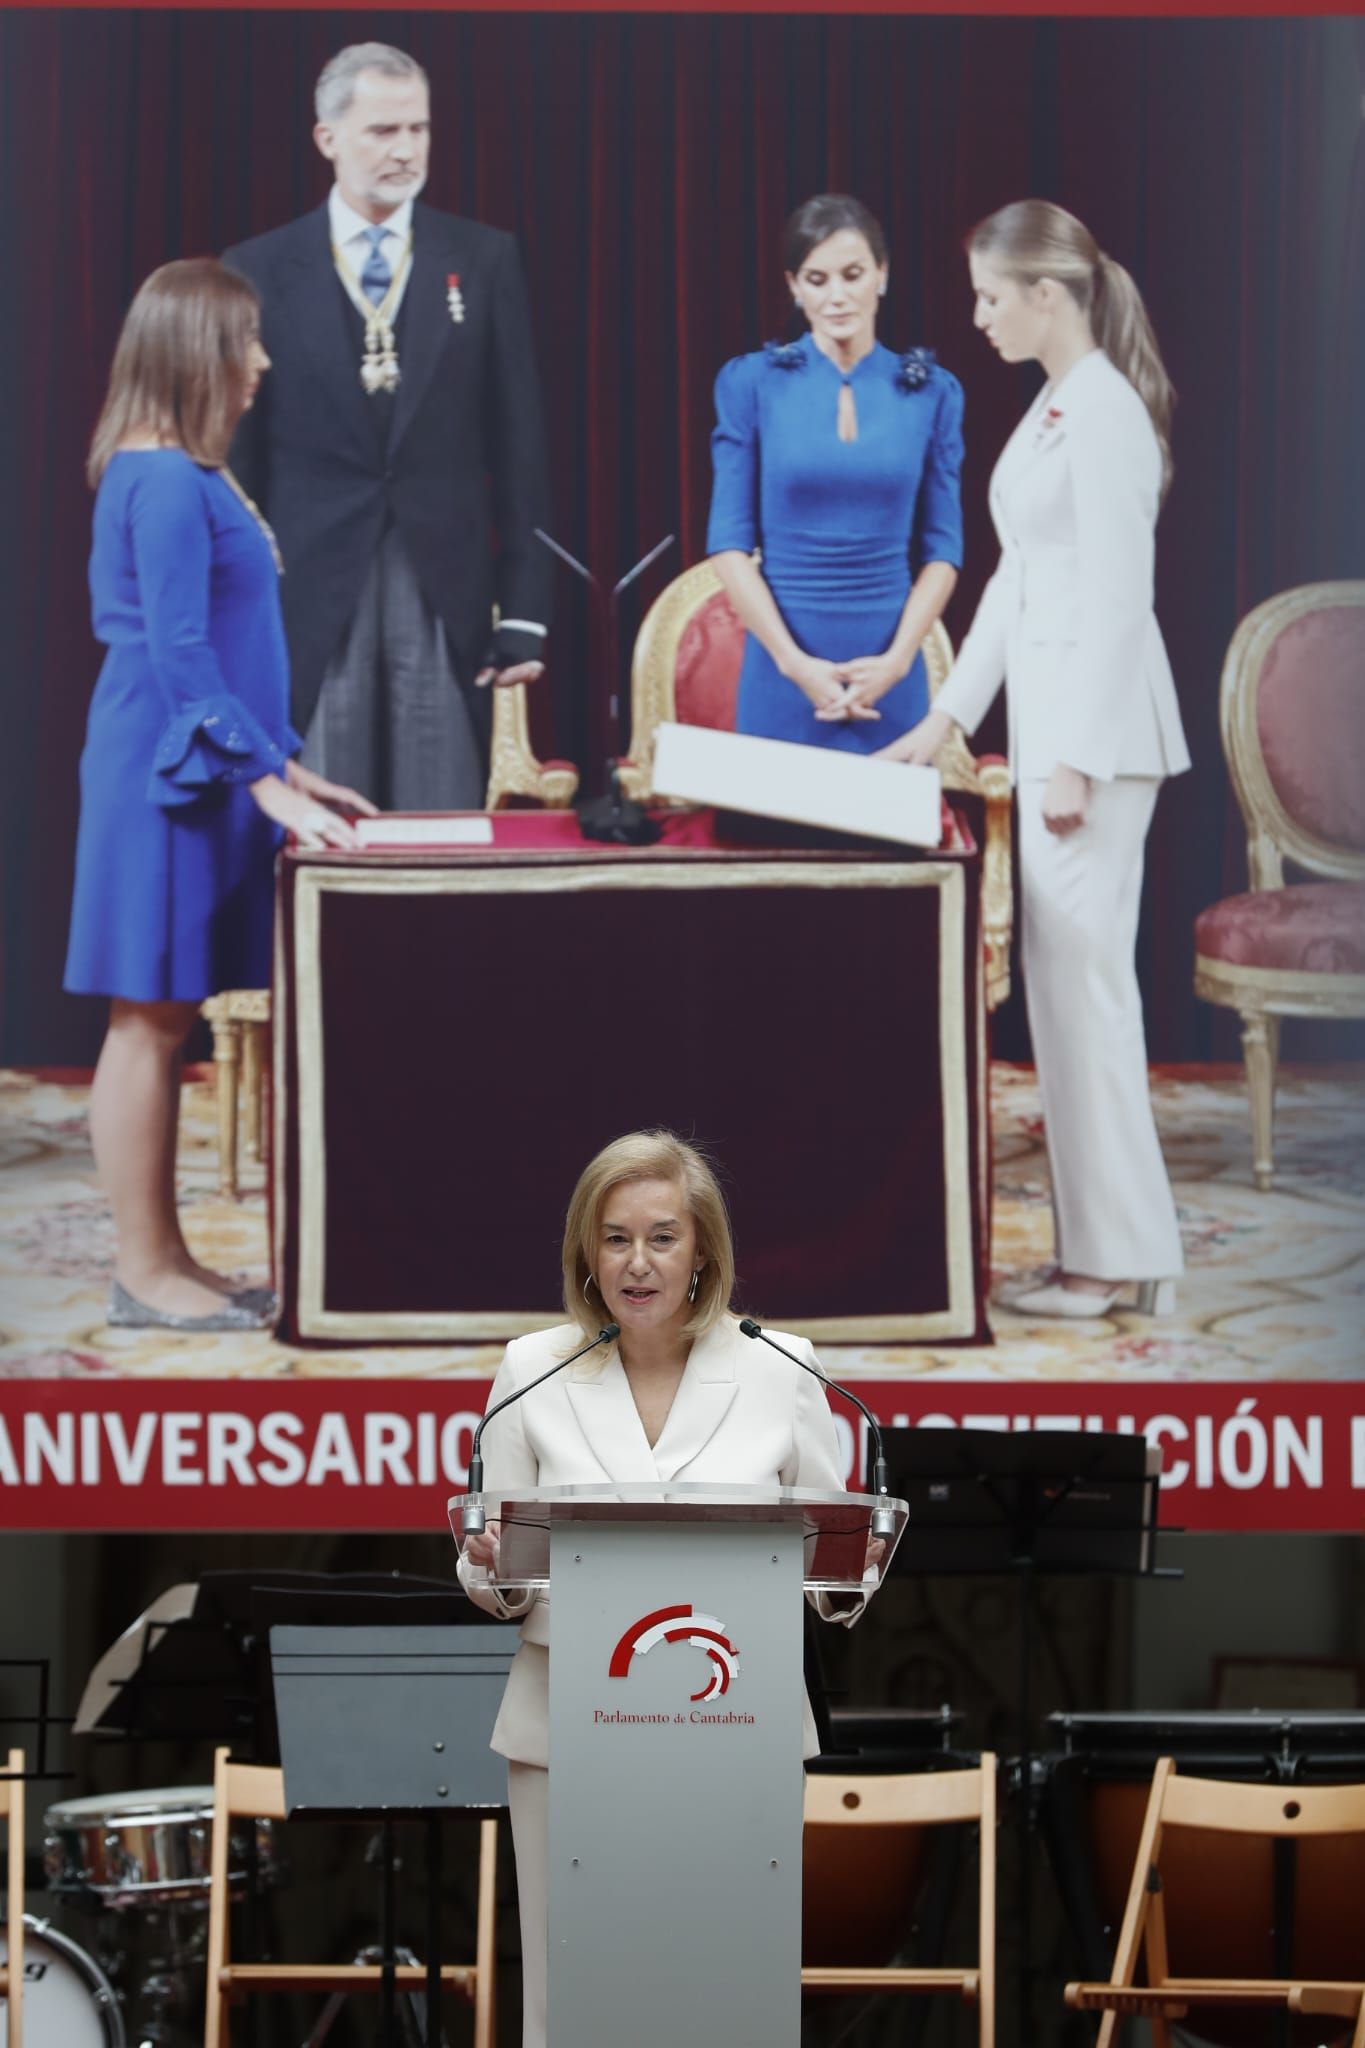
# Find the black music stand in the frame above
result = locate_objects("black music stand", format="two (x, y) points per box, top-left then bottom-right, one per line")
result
(75, 1570), (475, 1753)
(270, 1619), (514, 2046)
(879, 1428), (1178, 2043)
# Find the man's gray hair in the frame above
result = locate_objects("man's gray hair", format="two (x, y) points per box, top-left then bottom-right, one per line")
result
(315, 43), (428, 124)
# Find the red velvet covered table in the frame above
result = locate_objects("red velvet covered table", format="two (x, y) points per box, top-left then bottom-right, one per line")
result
(272, 808), (991, 1345)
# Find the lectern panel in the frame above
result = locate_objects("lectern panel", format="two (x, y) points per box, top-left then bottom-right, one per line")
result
(547, 1518), (805, 2047)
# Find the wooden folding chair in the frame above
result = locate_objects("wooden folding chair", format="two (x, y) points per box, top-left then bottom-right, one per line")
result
(802, 1756), (997, 2048)
(204, 1747), (498, 2048)
(1066, 1756), (1365, 2048)
(0, 1748), (24, 2047)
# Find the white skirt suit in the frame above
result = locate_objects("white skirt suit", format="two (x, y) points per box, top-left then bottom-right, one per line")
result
(934, 348), (1190, 1283)
(457, 1314), (873, 2047)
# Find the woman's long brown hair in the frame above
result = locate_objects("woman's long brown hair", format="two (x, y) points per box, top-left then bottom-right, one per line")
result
(87, 257), (261, 486)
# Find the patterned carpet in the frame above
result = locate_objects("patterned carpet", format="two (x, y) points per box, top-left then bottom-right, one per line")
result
(0, 1064), (1362, 1383)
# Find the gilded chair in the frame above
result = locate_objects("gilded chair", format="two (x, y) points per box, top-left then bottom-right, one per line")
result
(1194, 582), (1365, 1189)
(620, 558), (1014, 1008)
(482, 672), (580, 812)
(202, 679), (577, 1197)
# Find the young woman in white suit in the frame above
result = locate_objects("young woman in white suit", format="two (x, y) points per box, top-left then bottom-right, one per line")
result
(458, 1129), (879, 2047)
(882, 200), (1190, 1318)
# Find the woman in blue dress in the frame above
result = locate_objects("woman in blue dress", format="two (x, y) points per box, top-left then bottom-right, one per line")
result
(65, 259), (372, 1330)
(707, 194), (964, 749)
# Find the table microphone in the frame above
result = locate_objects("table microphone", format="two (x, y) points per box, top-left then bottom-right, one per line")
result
(738, 1317), (899, 1541)
(461, 1323), (621, 1537)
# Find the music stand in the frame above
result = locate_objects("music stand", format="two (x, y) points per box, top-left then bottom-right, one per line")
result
(270, 1618), (514, 2042)
(74, 1569), (472, 1752)
(879, 1428), (1178, 2042)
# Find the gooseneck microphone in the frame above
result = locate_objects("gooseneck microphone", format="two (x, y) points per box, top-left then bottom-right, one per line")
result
(738, 1317), (898, 1540)
(461, 1323), (621, 1537)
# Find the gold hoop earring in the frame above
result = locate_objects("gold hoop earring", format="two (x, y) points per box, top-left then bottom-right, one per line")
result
(583, 1273), (596, 1302)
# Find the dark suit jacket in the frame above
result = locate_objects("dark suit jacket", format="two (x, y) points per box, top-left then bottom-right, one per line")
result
(224, 202), (553, 734)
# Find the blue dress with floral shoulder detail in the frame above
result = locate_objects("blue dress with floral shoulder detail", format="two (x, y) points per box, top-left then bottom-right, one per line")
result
(64, 450), (301, 1002)
(705, 333), (964, 752)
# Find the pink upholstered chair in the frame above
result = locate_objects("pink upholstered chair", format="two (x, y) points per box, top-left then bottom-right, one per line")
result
(620, 559), (1015, 1009)
(1194, 581), (1365, 1188)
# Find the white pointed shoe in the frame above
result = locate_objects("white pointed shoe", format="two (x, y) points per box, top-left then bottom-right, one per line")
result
(1004, 1281), (1122, 1319)
(1002, 1277), (1178, 1320)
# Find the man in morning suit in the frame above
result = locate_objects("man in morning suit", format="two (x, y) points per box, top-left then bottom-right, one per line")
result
(224, 42), (554, 810)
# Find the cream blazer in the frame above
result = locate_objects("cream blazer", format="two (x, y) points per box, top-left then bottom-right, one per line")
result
(935, 348), (1190, 785)
(457, 1314), (873, 1764)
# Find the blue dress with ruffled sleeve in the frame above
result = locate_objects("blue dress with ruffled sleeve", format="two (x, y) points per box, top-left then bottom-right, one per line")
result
(706, 334), (964, 751)
(64, 450), (300, 1001)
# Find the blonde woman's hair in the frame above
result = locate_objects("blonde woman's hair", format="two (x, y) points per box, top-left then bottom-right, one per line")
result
(968, 199), (1175, 497)
(87, 259), (262, 487)
(561, 1130), (736, 1344)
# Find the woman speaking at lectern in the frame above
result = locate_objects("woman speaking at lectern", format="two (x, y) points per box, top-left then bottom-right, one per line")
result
(459, 1129), (877, 2048)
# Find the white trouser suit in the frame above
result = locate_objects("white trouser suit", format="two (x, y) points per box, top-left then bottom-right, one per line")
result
(457, 1318), (875, 2047)
(935, 348), (1190, 1283)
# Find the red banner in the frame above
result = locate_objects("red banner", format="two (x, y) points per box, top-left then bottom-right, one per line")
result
(1, 1380), (1362, 1535)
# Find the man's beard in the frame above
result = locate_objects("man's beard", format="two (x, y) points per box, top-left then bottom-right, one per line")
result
(368, 167), (427, 212)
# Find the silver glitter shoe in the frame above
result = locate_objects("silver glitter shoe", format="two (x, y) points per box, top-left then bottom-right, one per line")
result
(107, 1280), (275, 1332)
(230, 1285), (279, 1319)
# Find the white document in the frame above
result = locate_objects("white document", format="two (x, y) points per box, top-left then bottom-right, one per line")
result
(651, 722), (942, 849)
(354, 814), (495, 849)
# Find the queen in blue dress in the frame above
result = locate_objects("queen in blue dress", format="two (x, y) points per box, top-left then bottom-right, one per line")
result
(707, 194), (964, 750)
(65, 259), (371, 1331)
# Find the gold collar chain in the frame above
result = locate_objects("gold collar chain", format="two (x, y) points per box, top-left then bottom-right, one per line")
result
(218, 467), (284, 575)
(331, 231), (415, 396)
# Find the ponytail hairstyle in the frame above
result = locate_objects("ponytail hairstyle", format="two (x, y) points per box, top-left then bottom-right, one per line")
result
(967, 200), (1175, 498)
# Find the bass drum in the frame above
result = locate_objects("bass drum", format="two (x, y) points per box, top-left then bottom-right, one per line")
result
(0, 1914), (126, 2046)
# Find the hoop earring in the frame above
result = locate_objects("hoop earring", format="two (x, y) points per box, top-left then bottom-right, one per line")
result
(583, 1273), (596, 1302)
(688, 1270), (699, 1303)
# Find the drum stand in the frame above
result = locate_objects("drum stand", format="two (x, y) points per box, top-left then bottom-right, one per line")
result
(304, 1938), (444, 2048)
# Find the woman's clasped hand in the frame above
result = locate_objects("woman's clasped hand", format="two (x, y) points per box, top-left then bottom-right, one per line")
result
(793, 648), (920, 723)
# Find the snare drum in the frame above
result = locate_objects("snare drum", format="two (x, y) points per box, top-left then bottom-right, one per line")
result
(43, 1785), (278, 1908)
(0, 1914), (126, 2046)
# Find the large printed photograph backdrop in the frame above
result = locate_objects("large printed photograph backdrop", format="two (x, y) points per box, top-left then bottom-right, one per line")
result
(2, 9), (1362, 1070)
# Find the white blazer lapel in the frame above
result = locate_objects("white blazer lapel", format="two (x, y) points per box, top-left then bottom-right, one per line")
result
(1006, 385), (1070, 491)
(563, 1352), (658, 1483)
(650, 1325), (740, 1482)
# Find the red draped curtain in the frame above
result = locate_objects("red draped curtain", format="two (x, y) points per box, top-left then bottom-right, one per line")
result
(2, 10), (1359, 1065)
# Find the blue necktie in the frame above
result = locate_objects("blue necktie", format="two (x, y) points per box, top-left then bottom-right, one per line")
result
(360, 226), (391, 307)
